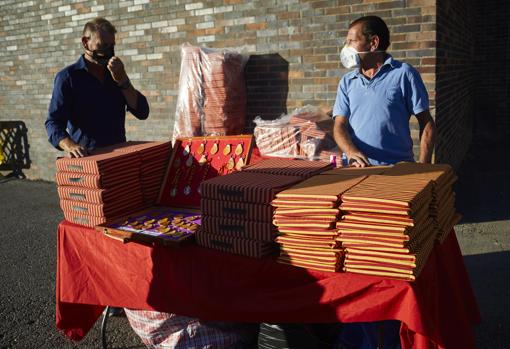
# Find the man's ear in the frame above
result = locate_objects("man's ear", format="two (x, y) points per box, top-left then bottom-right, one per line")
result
(370, 35), (380, 52)
(81, 36), (89, 51)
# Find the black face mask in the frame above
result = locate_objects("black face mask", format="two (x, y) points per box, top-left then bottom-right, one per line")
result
(89, 45), (115, 66)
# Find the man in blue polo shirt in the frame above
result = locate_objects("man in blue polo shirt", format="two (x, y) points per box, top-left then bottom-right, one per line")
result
(332, 15), (436, 349)
(45, 17), (149, 157)
(333, 15), (435, 167)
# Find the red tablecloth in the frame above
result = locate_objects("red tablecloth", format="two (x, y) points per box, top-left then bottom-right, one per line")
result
(56, 220), (479, 348)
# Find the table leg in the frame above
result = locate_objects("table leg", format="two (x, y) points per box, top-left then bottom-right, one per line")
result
(101, 306), (111, 349)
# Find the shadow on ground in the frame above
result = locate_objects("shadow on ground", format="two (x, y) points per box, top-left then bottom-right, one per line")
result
(0, 180), (144, 349)
(455, 139), (510, 223)
(464, 251), (510, 349)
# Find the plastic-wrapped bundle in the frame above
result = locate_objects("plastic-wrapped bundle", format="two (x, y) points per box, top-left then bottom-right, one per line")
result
(201, 47), (247, 135)
(173, 44), (203, 139)
(173, 43), (248, 141)
(253, 105), (340, 162)
(253, 117), (300, 158)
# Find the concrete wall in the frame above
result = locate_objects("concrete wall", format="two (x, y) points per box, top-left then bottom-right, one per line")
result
(1, 0), (440, 181)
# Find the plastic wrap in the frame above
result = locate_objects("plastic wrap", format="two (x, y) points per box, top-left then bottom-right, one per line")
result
(253, 105), (342, 165)
(173, 43), (249, 141)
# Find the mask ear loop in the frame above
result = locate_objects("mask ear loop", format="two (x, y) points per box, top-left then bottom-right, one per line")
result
(341, 38), (383, 55)
(82, 37), (96, 61)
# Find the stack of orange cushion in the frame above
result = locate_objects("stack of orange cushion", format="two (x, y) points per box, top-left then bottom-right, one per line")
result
(272, 174), (366, 272)
(382, 162), (461, 243)
(338, 175), (436, 281)
(321, 166), (390, 176)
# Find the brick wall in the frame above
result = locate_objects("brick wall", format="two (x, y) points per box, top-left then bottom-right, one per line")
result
(1, 0), (441, 181)
(435, 0), (476, 169)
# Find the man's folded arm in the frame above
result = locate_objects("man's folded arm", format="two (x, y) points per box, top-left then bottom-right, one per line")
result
(126, 90), (150, 120)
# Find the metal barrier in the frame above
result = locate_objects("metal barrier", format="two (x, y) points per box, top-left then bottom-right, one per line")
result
(0, 121), (30, 180)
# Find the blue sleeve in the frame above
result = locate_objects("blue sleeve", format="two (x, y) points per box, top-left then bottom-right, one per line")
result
(45, 72), (72, 150)
(332, 77), (350, 119)
(403, 66), (429, 115)
(127, 91), (150, 120)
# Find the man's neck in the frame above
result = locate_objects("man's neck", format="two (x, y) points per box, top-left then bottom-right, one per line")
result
(84, 54), (105, 81)
(360, 53), (387, 79)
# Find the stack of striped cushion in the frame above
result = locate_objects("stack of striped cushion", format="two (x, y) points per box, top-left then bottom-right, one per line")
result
(197, 171), (302, 258)
(321, 165), (390, 176)
(382, 162), (460, 243)
(201, 49), (246, 136)
(56, 141), (171, 227)
(242, 158), (333, 178)
(338, 175), (436, 281)
(173, 44), (246, 139)
(111, 141), (172, 205)
(272, 174), (366, 272)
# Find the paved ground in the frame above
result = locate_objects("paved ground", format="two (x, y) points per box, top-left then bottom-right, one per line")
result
(0, 179), (144, 349)
(0, 142), (508, 348)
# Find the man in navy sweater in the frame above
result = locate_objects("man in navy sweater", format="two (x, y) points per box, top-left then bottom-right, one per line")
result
(45, 17), (149, 157)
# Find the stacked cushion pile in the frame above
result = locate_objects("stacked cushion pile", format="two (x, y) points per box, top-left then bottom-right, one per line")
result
(272, 174), (366, 272)
(112, 141), (172, 205)
(56, 141), (171, 227)
(201, 49), (246, 135)
(173, 44), (246, 139)
(321, 166), (390, 176)
(242, 158), (332, 178)
(338, 175), (436, 281)
(197, 170), (302, 258)
(382, 162), (460, 243)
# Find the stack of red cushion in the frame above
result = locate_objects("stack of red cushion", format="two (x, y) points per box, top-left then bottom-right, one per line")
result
(111, 141), (172, 206)
(173, 44), (246, 139)
(56, 141), (171, 227)
(197, 169), (303, 258)
(201, 49), (246, 136)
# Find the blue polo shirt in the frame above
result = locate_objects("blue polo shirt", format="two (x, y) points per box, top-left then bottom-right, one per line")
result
(333, 55), (429, 165)
(45, 55), (149, 150)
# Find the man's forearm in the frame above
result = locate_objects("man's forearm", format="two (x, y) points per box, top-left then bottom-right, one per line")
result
(334, 121), (357, 155)
(120, 81), (138, 110)
(418, 119), (436, 163)
(120, 80), (150, 119)
(333, 117), (369, 166)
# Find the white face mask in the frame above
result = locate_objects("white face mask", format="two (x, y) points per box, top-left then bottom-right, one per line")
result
(340, 45), (367, 69)
(340, 45), (382, 69)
